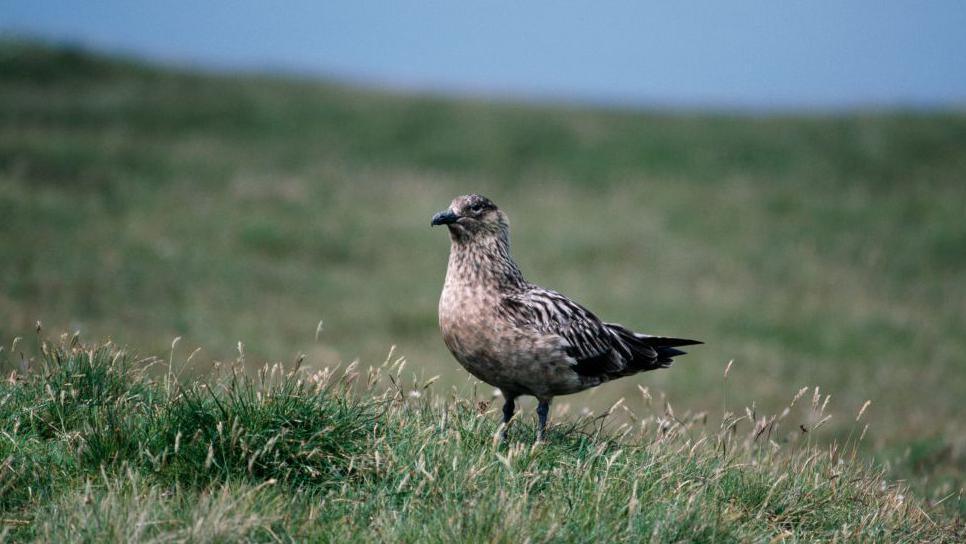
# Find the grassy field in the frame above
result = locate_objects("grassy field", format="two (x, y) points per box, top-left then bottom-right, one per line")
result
(0, 335), (960, 541)
(1, 41), (965, 537)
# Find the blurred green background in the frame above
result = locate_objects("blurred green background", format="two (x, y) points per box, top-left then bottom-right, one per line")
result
(1, 42), (965, 496)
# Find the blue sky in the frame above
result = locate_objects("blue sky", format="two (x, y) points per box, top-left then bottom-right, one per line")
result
(3, 1), (966, 109)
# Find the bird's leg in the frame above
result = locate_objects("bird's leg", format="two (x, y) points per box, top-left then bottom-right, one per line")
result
(536, 398), (551, 442)
(500, 395), (516, 441)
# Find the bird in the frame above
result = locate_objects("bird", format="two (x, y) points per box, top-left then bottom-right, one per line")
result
(432, 194), (701, 441)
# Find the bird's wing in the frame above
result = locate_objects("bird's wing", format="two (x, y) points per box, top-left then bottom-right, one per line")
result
(500, 288), (701, 377)
(500, 288), (631, 375)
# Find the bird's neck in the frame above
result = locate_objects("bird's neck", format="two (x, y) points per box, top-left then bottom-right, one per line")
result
(447, 230), (526, 291)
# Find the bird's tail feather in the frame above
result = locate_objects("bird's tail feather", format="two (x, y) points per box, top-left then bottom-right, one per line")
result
(605, 323), (702, 370)
(634, 335), (703, 348)
(655, 346), (687, 364)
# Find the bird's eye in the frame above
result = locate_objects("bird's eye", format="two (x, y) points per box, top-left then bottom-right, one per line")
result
(470, 204), (484, 213)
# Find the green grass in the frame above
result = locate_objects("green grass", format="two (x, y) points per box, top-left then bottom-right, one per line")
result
(1, 40), (965, 537)
(0, 334), (960, 541)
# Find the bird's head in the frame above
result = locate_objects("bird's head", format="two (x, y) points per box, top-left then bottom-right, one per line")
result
(431, 194), (508, 241)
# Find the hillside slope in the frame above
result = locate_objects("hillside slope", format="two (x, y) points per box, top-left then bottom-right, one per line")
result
(1, 41), (965, 513)
(0, 335), (961, 541)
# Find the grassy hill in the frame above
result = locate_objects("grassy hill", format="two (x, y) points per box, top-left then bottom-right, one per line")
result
(1, 41), (965, 535)
(0, 335), (959, 541)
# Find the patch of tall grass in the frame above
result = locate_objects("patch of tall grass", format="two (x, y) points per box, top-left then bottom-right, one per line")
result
(1, 333), (959, 541)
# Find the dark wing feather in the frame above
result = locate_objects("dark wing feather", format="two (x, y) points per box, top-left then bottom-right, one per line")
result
(501, 288), (701, 378)
(603, 323), (701, 370)
(500, 288), (626, 376)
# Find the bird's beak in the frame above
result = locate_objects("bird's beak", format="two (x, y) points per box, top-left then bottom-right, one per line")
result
(431, 209), (459, 226)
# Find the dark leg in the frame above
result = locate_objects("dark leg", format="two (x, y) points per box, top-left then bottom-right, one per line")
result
(536, 398), (551, 442)
(500, 394), (516, 441)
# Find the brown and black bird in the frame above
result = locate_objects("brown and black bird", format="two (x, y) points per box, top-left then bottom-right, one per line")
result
(432, 194), (701, 441)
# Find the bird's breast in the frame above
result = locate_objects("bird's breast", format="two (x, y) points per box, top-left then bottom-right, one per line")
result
(439, 280), (575, 392)
(438, 280), (489, 345)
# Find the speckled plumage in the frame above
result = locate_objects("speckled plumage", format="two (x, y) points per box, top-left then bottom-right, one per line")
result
(433, 194), (701, 440)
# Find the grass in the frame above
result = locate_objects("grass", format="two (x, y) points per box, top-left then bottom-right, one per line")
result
(0, 334), (961, 542)
(0, 39), (965, 537)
